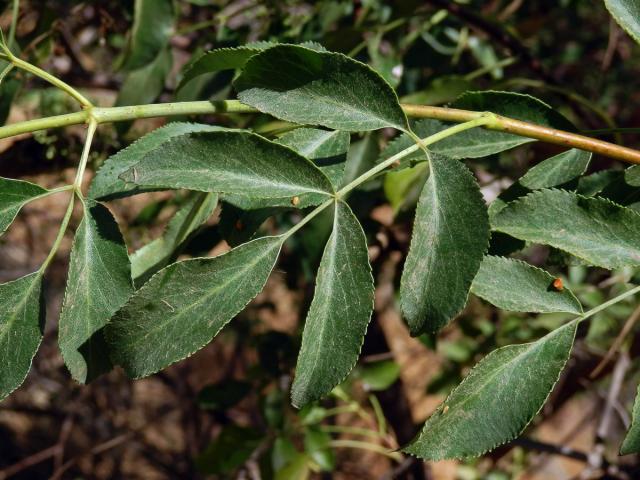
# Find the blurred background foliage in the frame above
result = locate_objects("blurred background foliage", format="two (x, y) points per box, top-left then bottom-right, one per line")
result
(1, 1), (640, 479)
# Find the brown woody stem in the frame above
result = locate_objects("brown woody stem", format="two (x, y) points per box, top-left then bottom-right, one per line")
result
(0, 101), (639, 165)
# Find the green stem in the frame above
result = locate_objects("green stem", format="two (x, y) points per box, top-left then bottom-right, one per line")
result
(73, 118), (97, 192)
(336, 116), (493, 197)
(0, 110), (87, 138)
(578, 285), (640, 324)
(39, 114), (98, 273)
(90, 100), (256, 123)
(320, 425), (385, 439)
(321, 404), (360, 418)
(0, 62), (14, 85)
(2, 98), (640, 164)
(283, 117), (493, 239)
(282, 198), (335, 239)
(9, 53), (93, 107)
(8, 0), (19, 48)
(464, 57), (517, 81)
(328, 439), (403, 461)
(39, 193), (75, 272)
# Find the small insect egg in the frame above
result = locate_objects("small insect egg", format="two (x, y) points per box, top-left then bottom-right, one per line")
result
(291, 196), (300, 206)
(443, 405), (449, 414)
(552, 278), (564, 291)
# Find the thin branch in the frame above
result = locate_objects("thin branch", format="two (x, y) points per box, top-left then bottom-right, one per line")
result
(402, 104), (640, 164)
(0, 445), (62, 480)
(512, 437), (589, 463)
(591, 304), (640, 378)
(581, 352), (630, 479)
(8, 0), (19, 48)
(1, 100), (639, 165)
(598, 352), (630, 441)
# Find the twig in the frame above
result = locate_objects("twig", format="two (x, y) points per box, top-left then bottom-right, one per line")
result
(591, 305), (640, 378)
(53, 415), (74, 471)
(379, 456), (424, 480)
(511, 438), (589, 463)
(49, 433), (134, 480)
(602, 17), (621, 72)
(0, 445), (62, 480)
(599, 352), (630, 441)
(581, 352), (630, 479)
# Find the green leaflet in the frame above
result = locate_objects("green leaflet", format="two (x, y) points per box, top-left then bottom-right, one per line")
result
(276, 128), (350, 188)
(404, 320), (578, 460)
(0, 177), (48, 235)
(489, 149), (592, 219)
(400, 154), (489, 334)
(234, 44), (409, 132)
(131, 192), (218, 286)
(0, 273), (45, 401)
(519, 149), (592, 190)
(59, 202), (133, 383)
(121, 0), (174, 71)
(625, 165), (640, 186)
(89, 123), (223, 200)
(291, 201), (374, 408)
(177, 41), (326, 91)
(105, 236), (283, 378)
(604, 0), (640, 44)
(380, 91), (576, 169)
(621, 384), (640, 454)
(471, 256), (582, 314)
(178, 43), (274, 91)
(577, 170), (622, 197)
(492, 189), (640, 269)
(119, 129), (335, 200)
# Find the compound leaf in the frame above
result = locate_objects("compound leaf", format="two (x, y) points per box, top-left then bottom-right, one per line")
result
(0, 272), (45, 401)
(404, 320), (577, 460)
(492, 189), (640, 269)
(0, 178), (48, 236)
(105, 236), (283, 378)
(120, 129), (334, 200)
(59, 202), (133, 383)
(291, 200), (374, 408)
(276, 128), (350, 188)
(621, 384), (640, 454)
(89, 123), (222, 200)
(235, 44), (408, 132)
(122, 0), (174, 71)
(471, 256), (582, 314)
(131, 192), (218, 285)
(605, 0), (640, 45)
(400, 155), (489, 334)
